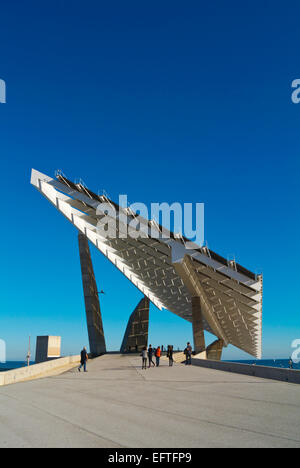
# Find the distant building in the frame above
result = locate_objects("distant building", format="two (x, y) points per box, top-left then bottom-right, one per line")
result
(35, 336), (61, 363)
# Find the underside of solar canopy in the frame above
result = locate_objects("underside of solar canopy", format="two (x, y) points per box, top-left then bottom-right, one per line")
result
(30, 169), (262, 358)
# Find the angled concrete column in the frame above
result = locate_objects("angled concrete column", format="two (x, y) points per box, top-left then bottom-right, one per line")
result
(192, 296), (206, 354)
(206, 339), (224, 361)
(120, 296), (149, 353)
(78, 233), (106, 357)
(172, 253), (228, 346)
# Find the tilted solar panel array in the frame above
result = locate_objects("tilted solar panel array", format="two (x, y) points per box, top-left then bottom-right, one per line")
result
(31, 169), (262, 358)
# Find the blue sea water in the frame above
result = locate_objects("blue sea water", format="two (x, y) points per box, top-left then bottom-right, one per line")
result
(0, 361), (34, 372)
(225, 359), (300, 370)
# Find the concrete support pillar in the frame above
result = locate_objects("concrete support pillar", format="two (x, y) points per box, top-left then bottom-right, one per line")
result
(120, 296), (149, 353)
(206, 339), (224, 361)
(192, 296), (206, 354)
(78, 233), (106, 357)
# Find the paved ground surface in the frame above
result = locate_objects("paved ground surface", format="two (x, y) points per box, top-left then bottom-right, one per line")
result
(0, 354), (299, 448)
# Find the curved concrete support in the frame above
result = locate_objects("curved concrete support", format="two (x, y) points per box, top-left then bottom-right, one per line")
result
(206, 339), (224, 361)
(120, 297), (149, 353)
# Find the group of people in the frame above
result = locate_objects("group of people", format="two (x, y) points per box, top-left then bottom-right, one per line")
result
(141, 344), (175, 369)
(141, 342), (193, 369)
(78, 341), (194, 373)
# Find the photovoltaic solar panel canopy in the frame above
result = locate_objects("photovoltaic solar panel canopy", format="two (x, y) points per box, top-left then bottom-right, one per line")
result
(31, 169), (262, 358)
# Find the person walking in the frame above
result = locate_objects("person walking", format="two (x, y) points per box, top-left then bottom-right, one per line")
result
(78, 346), (88, 372)
(148, 344), (155, 367)
(141, 346), (148, 369)
(167, 345), (174, 366)
(185, 342), (192, 365)
(155, 346), (161, 367)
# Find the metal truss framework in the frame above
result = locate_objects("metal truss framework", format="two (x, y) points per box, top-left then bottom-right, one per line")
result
(31, 169), (263, 358)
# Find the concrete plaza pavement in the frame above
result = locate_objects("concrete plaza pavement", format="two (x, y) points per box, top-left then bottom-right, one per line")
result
(0, 354), (299, 448)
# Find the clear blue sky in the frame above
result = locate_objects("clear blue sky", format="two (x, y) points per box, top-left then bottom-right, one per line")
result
(0, 1), (299, 361)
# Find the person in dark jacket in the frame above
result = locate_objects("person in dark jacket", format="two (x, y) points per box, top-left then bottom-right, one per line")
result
(148, 345), (155, 367)
(185, 342), (192, 365)
(78, 346), (88, 372)
(167, 345), (174, 366)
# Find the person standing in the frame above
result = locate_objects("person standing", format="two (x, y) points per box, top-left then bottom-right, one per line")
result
(78, 346), (88, 372)
(141, 346), (147, 370)
(155, 346), (161, 367)
(185, 342), (192, 365)
(167, 345), (174, 366)
(148, 344), (155, 367)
